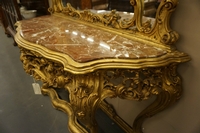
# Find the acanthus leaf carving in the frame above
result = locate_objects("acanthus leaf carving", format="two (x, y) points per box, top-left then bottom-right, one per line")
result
(19, 46), (184, 133)
(103, 69), (163, 100)
(19, 47), (71, 89)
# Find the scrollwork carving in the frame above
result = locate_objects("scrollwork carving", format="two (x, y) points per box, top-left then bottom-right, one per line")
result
(103, 68), (163, 100)
(19, 47), (184, 133)
(19, 47), (71, 89)
(144, 0), (179, 45)
(69, 73), (101, 132)
(48, 0), (63, 13)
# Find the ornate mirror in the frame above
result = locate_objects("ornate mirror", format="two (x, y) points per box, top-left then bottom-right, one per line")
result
(49, 0), (178, 47)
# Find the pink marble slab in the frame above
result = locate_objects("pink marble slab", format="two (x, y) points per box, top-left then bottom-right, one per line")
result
(19, 15), (166, 62)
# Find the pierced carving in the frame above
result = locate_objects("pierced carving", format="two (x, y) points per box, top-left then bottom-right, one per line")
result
(133, 63), (182, 133)
(103, 68), (163, 100)
(19, 47), (72, 88)
(19, 47), (184, 133)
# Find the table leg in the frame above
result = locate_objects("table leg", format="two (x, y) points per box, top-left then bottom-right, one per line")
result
(68, 73), (114, 133)
(41, 83), (89, 133)
(133, 63), (182, 133)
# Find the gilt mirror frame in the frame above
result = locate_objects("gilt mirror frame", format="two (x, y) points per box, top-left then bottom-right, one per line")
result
(49, 0), (179, 48)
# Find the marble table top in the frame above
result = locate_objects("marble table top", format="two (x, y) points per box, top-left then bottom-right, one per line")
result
(19, 15), (166, 63)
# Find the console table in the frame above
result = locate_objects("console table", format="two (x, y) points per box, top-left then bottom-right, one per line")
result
(14, 0), (190, 132)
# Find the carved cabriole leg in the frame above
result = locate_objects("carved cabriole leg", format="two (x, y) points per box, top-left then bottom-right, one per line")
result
(69, 73), (99, 132)
(67, 71), (114, 133)
(133, 63), (182, 133)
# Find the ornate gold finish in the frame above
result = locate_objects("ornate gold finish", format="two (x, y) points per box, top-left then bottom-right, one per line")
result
(18, 46), (184, 133)
(49, 0), (179, 45)
(14, 0), (191, 133)
(14, 27), (190, 74)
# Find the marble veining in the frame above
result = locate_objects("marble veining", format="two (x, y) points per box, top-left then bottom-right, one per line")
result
(20, 15), (166, 62)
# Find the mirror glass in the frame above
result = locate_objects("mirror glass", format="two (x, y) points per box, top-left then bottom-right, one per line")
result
(144, 0), (158, 18)
(61, 0), (160, 17)
(62, 0), (134, 11)
(143, 0), (159, 28)
(60, 0), (160, 29)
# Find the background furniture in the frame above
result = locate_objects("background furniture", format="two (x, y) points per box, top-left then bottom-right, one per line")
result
(91, 0), (108, 10)
(65, 0), (108, 10)
(0, 0), (49, 45)
(0, 0), (22, 42)
(108, 0), (133, 12)
(144, 0), (157, 17)
(20, 0), (50, 16)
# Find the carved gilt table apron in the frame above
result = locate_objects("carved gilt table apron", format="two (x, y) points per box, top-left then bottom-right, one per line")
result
(15, 14), (190, 133)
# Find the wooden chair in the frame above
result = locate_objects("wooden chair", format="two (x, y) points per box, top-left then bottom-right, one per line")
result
(0, 0), (22, 45)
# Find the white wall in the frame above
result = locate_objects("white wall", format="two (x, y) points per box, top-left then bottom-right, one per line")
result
(107, 0), (200, 132)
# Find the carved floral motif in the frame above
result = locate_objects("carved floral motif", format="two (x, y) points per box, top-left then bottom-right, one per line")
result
(19, 47), (72, 88)
(19, 47), (183, 133)
(103, 68), (163, 100)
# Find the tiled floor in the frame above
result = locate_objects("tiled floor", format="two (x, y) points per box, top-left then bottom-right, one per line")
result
(0, 26), (125, 133)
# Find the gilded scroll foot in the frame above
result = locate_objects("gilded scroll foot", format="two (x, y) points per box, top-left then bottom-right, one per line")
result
(41, 83), (88, 133)
(133, 64), (182, 133)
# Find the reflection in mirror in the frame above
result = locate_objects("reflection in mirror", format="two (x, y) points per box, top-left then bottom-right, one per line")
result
(60, 0), (158, 27)
(62, 0), (67, 6)
(61, 0), (137, 26)
(62, 0), (79, 9)
(55, 0), (177, 45)
(62, 0), (134, 12)
(108, 0), (133, 12)
(61, 0), (159, 18)
(58, 0), (145, 30)
(144, 0), (157, 18)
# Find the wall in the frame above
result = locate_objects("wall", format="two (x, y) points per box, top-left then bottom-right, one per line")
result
(107, 0), (200, 133)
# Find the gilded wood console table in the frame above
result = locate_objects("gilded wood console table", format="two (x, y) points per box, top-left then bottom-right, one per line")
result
(14, 0), (190, 132)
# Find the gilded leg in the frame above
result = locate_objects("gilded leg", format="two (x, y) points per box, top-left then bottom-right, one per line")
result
(41, 83), (88, 133)
(68, 73), (102, 133)
(132, 63), (182, 133)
